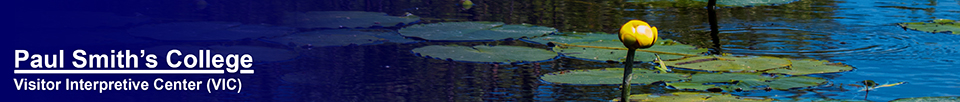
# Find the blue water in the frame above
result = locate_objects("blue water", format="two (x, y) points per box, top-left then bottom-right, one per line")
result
(6, 0), (960, 101)
(681, 0), (960, 101)
(826, 0), (960, 100)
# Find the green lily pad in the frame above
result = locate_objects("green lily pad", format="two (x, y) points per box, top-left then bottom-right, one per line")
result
(282, 11), (420, 28)
(764, 59), (854, 75)
(411, 45), (557, 63)
(664, 56), (790, 72)
(128, 22), (296, 41)
(399, 22), (556, 41)
(669, 73), (825, 91)
(898, 19), (960, 34)
(524, 32), (625, 47)
(145, 45), (298, 63)
(540, 68), (688, 85)
(531, 33), (706, 62)
(892, 96), (960, 102)
(664, 82), (717, 90)
(934, 19), (956, 23)
(686, 73), (771, 83)
(626, 0), (797, 7)
(262, 29), (417, 47)
(763, 76), (827, 90)
(612, 92), (774, 102)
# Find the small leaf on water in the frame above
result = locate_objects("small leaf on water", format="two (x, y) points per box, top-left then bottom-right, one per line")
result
(899, 19), (960, 34)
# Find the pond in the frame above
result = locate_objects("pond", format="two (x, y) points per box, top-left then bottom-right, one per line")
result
(8, 0), (960, 101)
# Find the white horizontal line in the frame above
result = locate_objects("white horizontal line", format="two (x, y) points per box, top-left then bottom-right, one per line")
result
(240, 70), (254, 74)
(14, 70), (225, 74)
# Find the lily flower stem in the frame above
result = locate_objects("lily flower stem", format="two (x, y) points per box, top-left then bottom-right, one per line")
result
(865, 89), (869, 100)
(621, 48), (637, 102)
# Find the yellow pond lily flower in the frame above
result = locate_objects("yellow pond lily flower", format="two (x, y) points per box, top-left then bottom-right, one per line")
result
(619, 20), (658, 49)
(461, 0), (474, 10)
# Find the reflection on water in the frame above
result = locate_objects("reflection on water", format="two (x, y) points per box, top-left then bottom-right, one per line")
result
(19, 0), (960, 101)
(255, 0), (959, 101)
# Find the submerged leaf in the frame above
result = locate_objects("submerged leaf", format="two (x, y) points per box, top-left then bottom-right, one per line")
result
(282, 11), (420, 28)
(670, 73), (825, 91)
(400, 22), (556, 41)
(612, 92), (774, 102)
(892, 96), (960, 102)
(540, 68), (688, 85)
(412, 45), (557, 63)
(898, 19), (960, 34)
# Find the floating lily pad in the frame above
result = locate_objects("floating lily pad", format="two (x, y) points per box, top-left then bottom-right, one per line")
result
(145, 45), (298, 63)
(530, 33), (707, 62)
(612, 92), (774, 102)
(891, 96), (960, 102)
(764, 59), (854, 75)
(129, 22), (295, 41)
(626, 0), (796, 7)
(669, 73), (825, 91)
(262, 29), (416, 47)
(686, 73), (770, 83)
(898, 19), (960, 34)
(540, 68), (688, 85)
(412, 45), (557, 63)
(664, 56), (790, 72)
(763, 76), (827, 90)
(282, 11), (420, 28)
(554, 46), (689, 62)
(399, 22), (556, 41)
(524, 33), (625, 47)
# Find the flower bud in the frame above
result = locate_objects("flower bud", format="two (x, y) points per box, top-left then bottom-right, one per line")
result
(619, 20), (658, 49)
